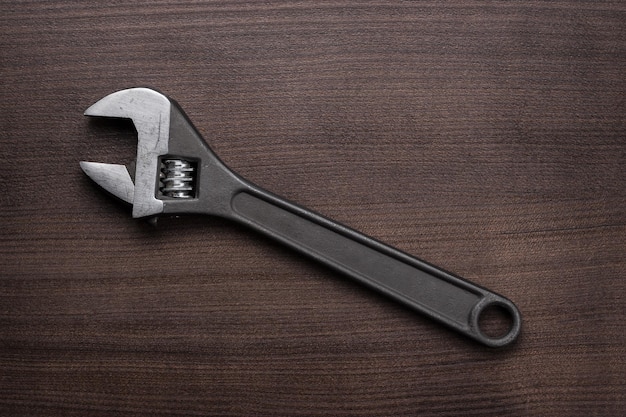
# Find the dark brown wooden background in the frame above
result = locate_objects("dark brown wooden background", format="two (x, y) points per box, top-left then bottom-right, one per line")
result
(1, 1), (625, 416)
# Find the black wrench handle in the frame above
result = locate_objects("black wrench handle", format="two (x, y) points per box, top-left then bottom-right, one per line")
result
(229, 187), (521, 348)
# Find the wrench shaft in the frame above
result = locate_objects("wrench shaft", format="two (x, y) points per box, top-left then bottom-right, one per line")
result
(229, 187), (520, 347)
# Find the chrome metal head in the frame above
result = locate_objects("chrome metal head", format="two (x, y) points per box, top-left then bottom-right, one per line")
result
(81, 88), (172, 218)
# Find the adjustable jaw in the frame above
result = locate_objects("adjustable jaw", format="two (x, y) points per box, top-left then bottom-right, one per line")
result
(81, 87), (247, 220)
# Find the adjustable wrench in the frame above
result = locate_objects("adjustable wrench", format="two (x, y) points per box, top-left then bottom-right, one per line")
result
(80, 88), (521, 348)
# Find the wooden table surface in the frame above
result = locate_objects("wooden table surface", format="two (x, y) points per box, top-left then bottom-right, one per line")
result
(1, 1), (625, 415)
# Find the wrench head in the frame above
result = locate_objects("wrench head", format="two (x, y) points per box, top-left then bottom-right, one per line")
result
(81, 88), (172, 218)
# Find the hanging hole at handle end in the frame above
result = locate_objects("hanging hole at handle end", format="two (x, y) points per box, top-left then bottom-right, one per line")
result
(478, 304), (514, 338)
(472, 299), (521, 348)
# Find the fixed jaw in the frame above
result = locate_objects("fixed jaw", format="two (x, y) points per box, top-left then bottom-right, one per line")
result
(81, 88), (172, 218)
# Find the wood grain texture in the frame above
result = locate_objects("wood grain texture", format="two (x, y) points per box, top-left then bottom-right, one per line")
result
(1, 1), (625, 415)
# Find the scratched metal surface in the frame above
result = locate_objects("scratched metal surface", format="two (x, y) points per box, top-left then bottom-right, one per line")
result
(1, 1), (625, 415)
